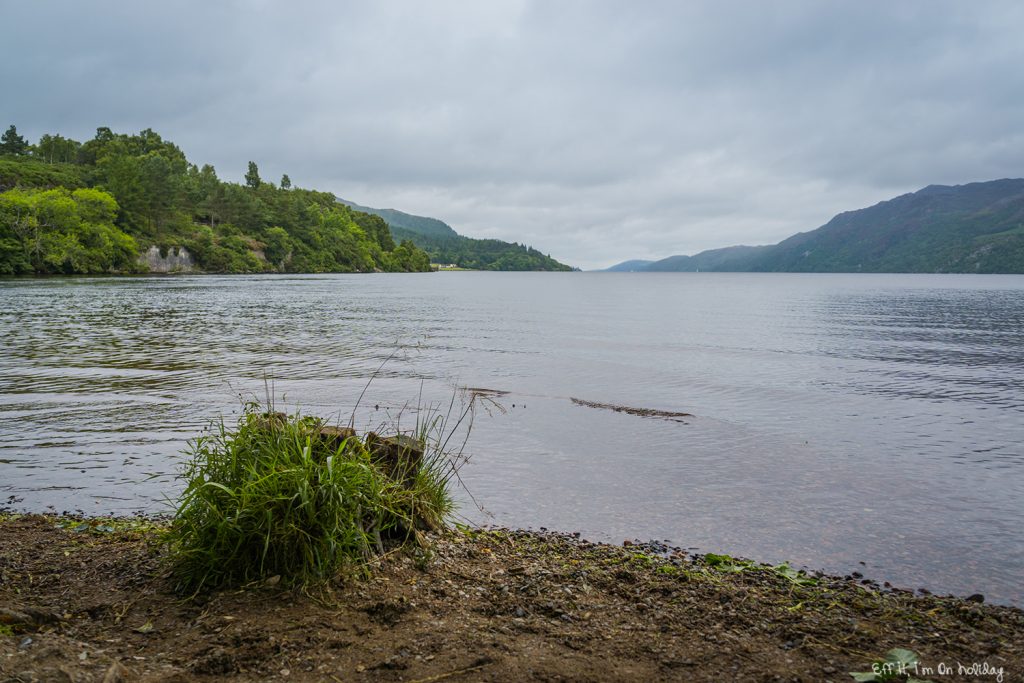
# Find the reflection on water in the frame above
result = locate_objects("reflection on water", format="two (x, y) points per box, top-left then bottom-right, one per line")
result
(1, 272), (1023, 604)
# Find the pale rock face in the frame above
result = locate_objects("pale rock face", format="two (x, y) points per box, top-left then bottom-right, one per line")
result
(139, 245), (196, 273)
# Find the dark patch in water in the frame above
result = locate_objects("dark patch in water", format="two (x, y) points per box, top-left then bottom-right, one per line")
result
(570, 397), (692, 421)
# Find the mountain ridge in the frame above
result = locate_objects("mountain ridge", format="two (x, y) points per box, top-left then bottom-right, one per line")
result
(605, 179), (1024, 273)
(336, 199), (458, 239)
(337, 198), (572, 271)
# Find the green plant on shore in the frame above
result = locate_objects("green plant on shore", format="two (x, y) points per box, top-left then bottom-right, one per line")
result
(163, 400), (461, 593)
(701, 552), (818, 586)
(772, 562), (818, 586)
(702, 552), (755, 572)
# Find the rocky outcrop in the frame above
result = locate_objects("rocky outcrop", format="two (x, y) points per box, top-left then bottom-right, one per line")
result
(139, 245), (196, 273)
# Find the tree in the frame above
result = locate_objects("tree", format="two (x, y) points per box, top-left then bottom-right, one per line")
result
(77, 127), (116, 165)
(0, 187), (136, 274)
(245, 161), (261, 189)
(34, 134), (82, 164)
(1, 125), (29, 156)
(263, 226), (291, 265)
(280, 174), (291, 190)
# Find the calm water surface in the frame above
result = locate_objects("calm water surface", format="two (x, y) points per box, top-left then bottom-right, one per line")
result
(1, 272), (1022, 603)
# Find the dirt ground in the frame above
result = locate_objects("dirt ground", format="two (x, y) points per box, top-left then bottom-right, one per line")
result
(1, 514), (1021, 682)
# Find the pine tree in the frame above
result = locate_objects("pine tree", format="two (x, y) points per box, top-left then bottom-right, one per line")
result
(245, 161), (261, 189)
(1, 125), (29, 156)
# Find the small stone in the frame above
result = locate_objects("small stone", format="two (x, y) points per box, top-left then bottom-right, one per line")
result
(17, 637), (32, 650)
(280, 669), (290, 676)
(966, 593), (985, 603)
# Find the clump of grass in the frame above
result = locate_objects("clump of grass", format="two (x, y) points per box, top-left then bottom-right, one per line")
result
(164, 401), (460, 594)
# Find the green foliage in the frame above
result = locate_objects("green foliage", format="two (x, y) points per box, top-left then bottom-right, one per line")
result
(164, 404), (457, 593)
(0, 157), (85, 192)
(0, 187), (138, 275)
(0, 126), (434, 275)
(771, 562), (818, 586)
(280, 173), (291, 190)
(352, 210), (396, 252)
(391, 227), (572, 271)
(339, 199), (458, 238)
(245, 161), (261, 189)
(340, 198), (572, 271)
(702, 553), (755, 573)
(33, 134), (81, 164)
(1, 125), (29, 156)
(700, 553), (818, 586)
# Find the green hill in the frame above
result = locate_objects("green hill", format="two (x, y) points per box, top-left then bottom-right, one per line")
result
(337, 199), (458, 239)
(751, 179), (1024, 273)
(645, 246), (771, 272)
(0, 125), (432, 276)
(612, 179), (1024, 274)
(337, 199), (572, 271)
(603, 259), (654, 272)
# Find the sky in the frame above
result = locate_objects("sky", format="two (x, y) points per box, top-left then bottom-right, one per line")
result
(3, 1), (1023, 270)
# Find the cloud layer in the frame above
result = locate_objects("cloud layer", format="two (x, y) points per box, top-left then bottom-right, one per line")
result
(3, 1), (1023, 268)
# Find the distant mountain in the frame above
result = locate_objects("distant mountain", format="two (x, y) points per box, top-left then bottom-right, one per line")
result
(610, 179), (1024, 274)
(645, 245), (772, 272)
(337, 198), (572, 271)
(604, 259), (654, 272)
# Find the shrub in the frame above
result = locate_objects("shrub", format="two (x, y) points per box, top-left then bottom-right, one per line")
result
(164, 402), (456, 593)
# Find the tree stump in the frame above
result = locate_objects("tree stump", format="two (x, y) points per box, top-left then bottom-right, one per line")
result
(365, 432), (423, 489)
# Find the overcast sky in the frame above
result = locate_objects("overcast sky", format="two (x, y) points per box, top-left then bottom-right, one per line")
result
(3, 1), (1023, 269)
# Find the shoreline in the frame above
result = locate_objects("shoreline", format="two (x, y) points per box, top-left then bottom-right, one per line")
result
(1, 514), (1021, 681)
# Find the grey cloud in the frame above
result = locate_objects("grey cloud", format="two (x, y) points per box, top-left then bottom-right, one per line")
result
(2, 1), (1022, 268)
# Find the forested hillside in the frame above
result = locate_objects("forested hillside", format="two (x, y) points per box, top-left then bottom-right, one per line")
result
(339, 199), (457, 239)
(643, 246), (771, 272)
(750, 180), (1024, 273)
(338, 199), (572, 271)
(0, 125), (431, 275)
(608, 180), (1024, 274)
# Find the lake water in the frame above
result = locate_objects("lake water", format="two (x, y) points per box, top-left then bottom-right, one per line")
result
(1, 272), (1022, 604)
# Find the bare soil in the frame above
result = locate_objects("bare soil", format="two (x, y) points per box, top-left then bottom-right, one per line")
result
(1, 514), (1021, 682)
